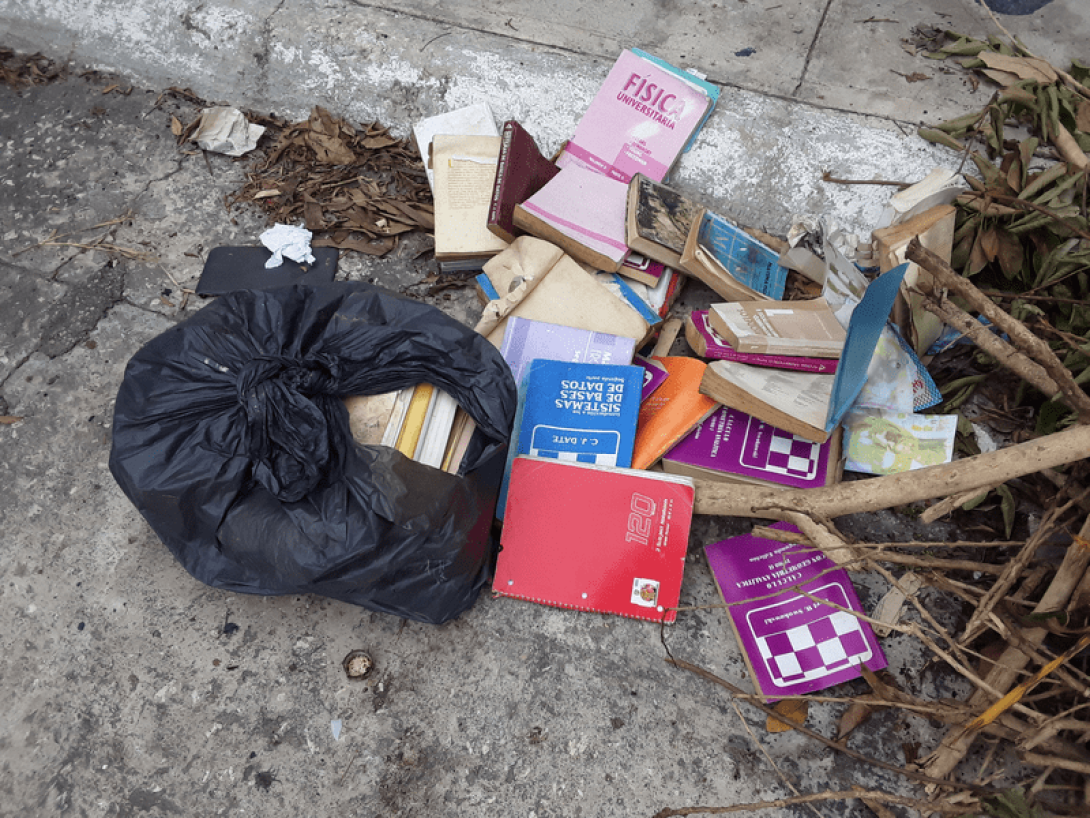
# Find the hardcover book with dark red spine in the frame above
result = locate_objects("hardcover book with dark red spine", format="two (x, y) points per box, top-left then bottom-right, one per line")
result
(487, 120), (560, 244)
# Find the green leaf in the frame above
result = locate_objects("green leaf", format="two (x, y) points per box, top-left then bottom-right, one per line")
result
(961, 489), (990, 511)
(1017, 138), (1038, 189)
(1070, 58), (1090, 85)
(1036, 398), (1071, 436)
(934, 37), (990, 58)
(970, 152), (1004, 187)
(997, 484), (1015, 538)
(1020, 610), (1069, 627)
(988, 105), (1005, 155)
(999, 86), (1037, 108)
(918, 127), (966, 152)
(982, 786), (1046, 818)
(935, 111), (985, 135)
(1018, 162), (1069, 201)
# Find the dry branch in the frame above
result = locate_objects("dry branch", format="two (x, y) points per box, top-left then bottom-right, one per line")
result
(664, 657), (994, 795)
(650, 789), (979, 818)
(906, 237), (1090, 422)
(921, 516), (1090, 782)
(920, 296), (1062, 399)
(693, 424), (1090, 519)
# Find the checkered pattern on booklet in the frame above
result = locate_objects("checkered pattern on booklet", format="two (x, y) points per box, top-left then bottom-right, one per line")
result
(747, 587), (874, 687)
(740, 417), (821, 480)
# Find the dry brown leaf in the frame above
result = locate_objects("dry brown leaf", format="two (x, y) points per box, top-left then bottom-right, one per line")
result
(766, 698), (808, 733)
(981, 68), (1021, 88)
(303, 199), (325, 230)
(904, 72), (930, 83)
(1054, 123), (1090, 170)
(0, 415), (24, 424)
(958, 194), (1021, 217)
(1077, 99), (1090, 133)
(996, 229), (1024, 279)
(969, 229), (990, 275)
(305, 132), (357, 166)
(313, 235), (397, 255)
(837, 701), (876, 739)
(980, 228), (1000, 262)
(170, 115), (183, 137)
(979, 52), (1058, 84)
(361, 135), (398, 149)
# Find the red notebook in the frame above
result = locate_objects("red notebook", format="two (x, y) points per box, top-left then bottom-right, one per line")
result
(495, 457), (695, 622)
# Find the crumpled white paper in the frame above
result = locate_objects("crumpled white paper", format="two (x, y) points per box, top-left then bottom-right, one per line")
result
(192, 106), (265, 157)
(260, 224), (317, 268)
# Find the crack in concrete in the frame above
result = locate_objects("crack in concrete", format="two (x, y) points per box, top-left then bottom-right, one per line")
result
(255, 0), (290, 99)
(344, 0), (596, 59)
(791, 0), (835, 98)
(343, 0), (923, 131)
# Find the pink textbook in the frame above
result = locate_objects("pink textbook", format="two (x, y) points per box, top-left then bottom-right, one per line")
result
(557, 49), (714, 183)
(514, 165), (631, 272)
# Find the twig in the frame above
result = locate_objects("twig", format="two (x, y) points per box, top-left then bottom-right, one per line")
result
(981, 290), (1090, 307)
(920, 296), (1063, 399)
(862, 551), (1006, 575)
(663, 656), (996, 796)
(960, 497), (1083, 644)
(820, 171), (910, 188)
(12, 211), (132, 255)
(922, 515), (1090, 782)
(957, 191), (1090, 242)
(919, 482), (1008, 523)
(727, 699), (827, 818)
(1021, 752), (1090, 776)
(907, 237), (1090, 422)
(650, 789), (979, 818)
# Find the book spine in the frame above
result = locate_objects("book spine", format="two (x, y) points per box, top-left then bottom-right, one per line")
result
(488, 121), (515, 228)
(608, 273), (661, 326)
(690, 312), (837, 373)
(476, 272), (500, 302)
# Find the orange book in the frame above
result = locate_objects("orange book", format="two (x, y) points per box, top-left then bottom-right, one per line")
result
(631, 356), (719, 470)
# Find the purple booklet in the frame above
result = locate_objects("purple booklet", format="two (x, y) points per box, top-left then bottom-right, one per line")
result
(500, 316), (637, 387)
(662, 405), (836, 489)
(705, 523), (887, 701)
(634, 355), (669, 402)
(687, 311), (838, 373)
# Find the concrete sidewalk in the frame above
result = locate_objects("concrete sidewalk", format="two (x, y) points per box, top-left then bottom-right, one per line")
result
(3, 0), (1086, 235)
(1, 2), (1087, 817)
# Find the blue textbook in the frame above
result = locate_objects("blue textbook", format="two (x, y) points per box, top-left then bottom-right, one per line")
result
(497, 359), (644, 519)
(680, 209), (789, 302)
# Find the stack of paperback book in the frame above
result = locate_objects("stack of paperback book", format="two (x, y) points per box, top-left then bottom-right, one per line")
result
(384, 48), (920, 700)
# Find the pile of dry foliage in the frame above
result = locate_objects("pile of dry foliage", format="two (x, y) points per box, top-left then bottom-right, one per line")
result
(225, 106), (433, 258)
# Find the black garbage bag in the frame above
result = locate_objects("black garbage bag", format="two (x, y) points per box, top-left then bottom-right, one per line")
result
(110, 282), (517, 624)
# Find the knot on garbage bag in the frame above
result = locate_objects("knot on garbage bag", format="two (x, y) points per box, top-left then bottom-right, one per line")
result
(237, 354), (341, 502)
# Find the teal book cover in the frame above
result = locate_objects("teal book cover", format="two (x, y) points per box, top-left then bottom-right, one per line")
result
(497, 359), (643, 520)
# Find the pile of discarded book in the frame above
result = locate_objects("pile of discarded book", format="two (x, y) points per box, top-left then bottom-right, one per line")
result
(345, 48), (992, 702)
